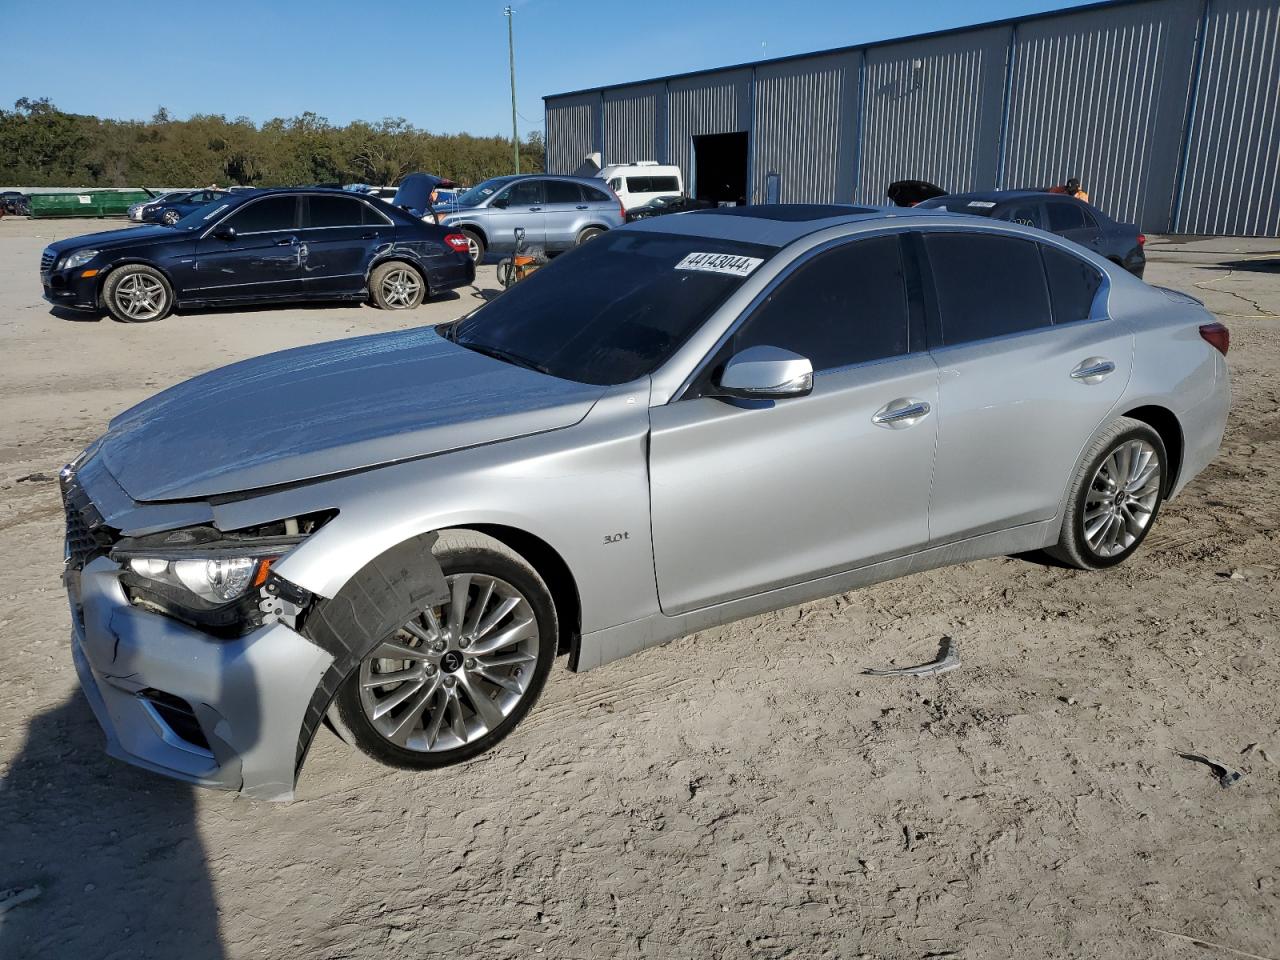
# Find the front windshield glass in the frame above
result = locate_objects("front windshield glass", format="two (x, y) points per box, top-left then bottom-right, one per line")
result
(449, 230), (776, 386)
(172, 196), (243, 230)
(454, 177), (513, 207)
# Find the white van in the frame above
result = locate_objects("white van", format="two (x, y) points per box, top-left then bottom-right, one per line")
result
(597, 162), (684, 211)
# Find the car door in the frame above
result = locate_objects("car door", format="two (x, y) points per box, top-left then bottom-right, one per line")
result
(542, 179), (587, 250)
(648, 233), (939, 614)
(1045, 199), (1103, 253)
(919, 230), (1131, 543)
(191, 195), (302, 301)
(486, 179), (545, 253)
(299, 194), (390, 295)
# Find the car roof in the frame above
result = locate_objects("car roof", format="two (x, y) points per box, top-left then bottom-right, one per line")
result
(926, 189), (1090, 205)
(624, 203), (917, 246)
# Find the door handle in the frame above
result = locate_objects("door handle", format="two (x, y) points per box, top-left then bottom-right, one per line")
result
(576, 205), (589, 210)
(1070, 358), (1115, 383)
(274, 236), (297, 246)
(528, 206), (543, 212)
(872, 399), (932, 429)
(361, 232), (379, 240)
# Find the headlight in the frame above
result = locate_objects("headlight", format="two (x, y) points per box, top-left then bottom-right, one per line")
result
(60, 249), (99, 270)
(128, 556), (264, 603)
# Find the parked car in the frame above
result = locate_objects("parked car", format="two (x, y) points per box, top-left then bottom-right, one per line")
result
(436, 174), (624, 262)
(58, 203), (1229, 799)
(625, 193), (716, 222)
(40, 187), (474, 321)
(140, 189), (232, 225)
(911, 188), (1147, 278)
(128, 192), (182, 222)
(1, 190), (30, 216)
(597, 162), (684, 211)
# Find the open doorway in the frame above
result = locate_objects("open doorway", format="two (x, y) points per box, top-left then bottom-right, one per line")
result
(692, 132), (749, 206)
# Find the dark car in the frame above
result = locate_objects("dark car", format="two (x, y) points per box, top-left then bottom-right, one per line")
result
(913, 189), (1146, 278)
(1, 190), (29, 216)
(624, 194), (717, 222)
(41, 188), (475, 322)
(140, 189), (232, 225)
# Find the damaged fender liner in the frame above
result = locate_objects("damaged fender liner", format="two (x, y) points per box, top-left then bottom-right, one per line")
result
(294, 532), (448, 772)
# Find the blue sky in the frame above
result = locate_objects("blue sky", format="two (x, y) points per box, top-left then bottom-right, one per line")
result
(1, 0), (1099, 136)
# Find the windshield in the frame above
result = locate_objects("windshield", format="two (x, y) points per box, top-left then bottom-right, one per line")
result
(449, 230), (776, 385)
(454, 177), (514, 207)
(172, 196), (244, 230)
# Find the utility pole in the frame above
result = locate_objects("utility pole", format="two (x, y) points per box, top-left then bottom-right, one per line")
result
(505, 6), (519, 174)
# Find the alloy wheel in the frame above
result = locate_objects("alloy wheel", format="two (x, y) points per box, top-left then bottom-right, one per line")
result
(1083, 438), (1161, 557)
(380, 268), (422, 308)
(113, 273), (168, 321)
(357, 573), (540, 752)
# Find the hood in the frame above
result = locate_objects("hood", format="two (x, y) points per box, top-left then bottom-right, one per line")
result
(48, 224), (177, 255)
(98, 327), (605, 502)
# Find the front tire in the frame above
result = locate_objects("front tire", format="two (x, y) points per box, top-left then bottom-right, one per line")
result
(335, 531), (558, 769)
(1048, 417), (1166, 570)
(461, 229), (485, 264)
(162, 209), (180, 225)
(102, 265), (173, 323)
(369, 261), (426, 310)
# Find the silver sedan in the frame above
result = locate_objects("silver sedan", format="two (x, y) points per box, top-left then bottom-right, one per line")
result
(61, 204), (1230, 799)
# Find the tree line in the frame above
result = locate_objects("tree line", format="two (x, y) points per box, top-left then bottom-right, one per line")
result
(0, 98), (545, 188)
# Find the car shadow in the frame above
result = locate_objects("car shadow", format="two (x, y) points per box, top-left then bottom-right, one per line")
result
(0, 696), (227, 959)
(49, 306), (103, 323)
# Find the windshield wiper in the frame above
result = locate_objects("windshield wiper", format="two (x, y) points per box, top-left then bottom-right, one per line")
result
(460, 340), (553, 376)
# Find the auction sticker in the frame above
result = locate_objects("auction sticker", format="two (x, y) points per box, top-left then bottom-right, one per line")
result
(966, 200), (997, 209)
(675, 252), (764, 277)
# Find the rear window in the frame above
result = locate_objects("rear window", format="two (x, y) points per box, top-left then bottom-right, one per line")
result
(545, 180), (583, 204)
(451, 231), (775, 386)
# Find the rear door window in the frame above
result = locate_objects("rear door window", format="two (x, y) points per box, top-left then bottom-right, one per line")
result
(583, 184), (614, 203)
(1046, 202), (1086, 232)
(545, 180), (583, 204)
(1041, 245), (1104, 324)
(1001, 204), (1044, 229)
(305, 195), (366, 228)
(224, 196), (298, 234)
(924, 232), (1053, 345)
(727, 235), (911, 372)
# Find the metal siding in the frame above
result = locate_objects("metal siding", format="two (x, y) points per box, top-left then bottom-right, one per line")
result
(854, 28), (1010, 205)
(1004, 0), (1202, 231)
(545, 93), (601, 175)
(751, 52), (860, 203)
(667, 69), (753, 191)
(1177, 0), (1280, 236)
(602, 83), (666, 165)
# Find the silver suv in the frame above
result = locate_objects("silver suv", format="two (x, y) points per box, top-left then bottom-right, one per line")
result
(60, 205), (1229, 800)
(437, 174), (625, 262)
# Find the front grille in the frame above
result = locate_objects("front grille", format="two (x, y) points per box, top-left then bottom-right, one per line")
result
(62, 470), (116, 572)
(40, 249), (55, 281)
(64, 498), (102, 571)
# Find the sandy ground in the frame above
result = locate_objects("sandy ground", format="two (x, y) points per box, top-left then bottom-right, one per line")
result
(0, 217), (1276, 960)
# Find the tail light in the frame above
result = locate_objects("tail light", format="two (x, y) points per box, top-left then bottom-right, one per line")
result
(444, 233), (470, 253)
(1199, 322), (1229, 355)
(1137, 233), (1146, 246)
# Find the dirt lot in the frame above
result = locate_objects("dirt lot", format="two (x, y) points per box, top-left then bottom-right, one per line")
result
(0, 217), (1276, 960)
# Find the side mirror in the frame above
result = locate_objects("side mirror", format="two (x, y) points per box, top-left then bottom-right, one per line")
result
(713, 345), (813, 401)
(491, 196), (509, 209)
(212, 224), (236, 241)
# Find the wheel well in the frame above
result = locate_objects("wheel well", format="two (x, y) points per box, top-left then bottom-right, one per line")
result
(96, 260), (177, 307)
(458, 224), (488, 247)
(1123, 405), (1183, 493)
(465, 524), (580, 658)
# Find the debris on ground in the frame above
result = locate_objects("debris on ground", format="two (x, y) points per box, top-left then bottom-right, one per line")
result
(1178, 752), (1244, 788)
(863, 636), (960, 677)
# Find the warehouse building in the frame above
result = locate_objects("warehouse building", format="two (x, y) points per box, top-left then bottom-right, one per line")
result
(544, 0), (1280, 236)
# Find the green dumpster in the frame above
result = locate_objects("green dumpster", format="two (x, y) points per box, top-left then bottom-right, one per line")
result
(27, 189), (150, 218)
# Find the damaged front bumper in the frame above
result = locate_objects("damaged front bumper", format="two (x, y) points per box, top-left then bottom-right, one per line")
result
(69, 555), (332, 801)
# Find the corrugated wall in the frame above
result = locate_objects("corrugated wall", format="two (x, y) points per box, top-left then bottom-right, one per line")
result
(752, 52), (860, 203)
(666, 69), (753, 193)
(1175, 0), (1280, 236)
(603, 83), (667, 166)
(1003, 0), (1201, 232)
(855, 28), (1010, 205)
(545, 92), (600, 175)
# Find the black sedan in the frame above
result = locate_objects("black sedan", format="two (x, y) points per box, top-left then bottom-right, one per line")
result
(913, 189), (1146, 278)
(41, 188), (475, 322)
(625, 194), (717, 222)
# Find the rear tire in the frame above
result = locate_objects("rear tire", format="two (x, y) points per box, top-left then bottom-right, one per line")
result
(102, 265), (173, 323)
(335, 531), (557, 770)
(1047, 416), (1166, 570)
(576, 226), (605, 246)
(369, 261), (426, 310)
